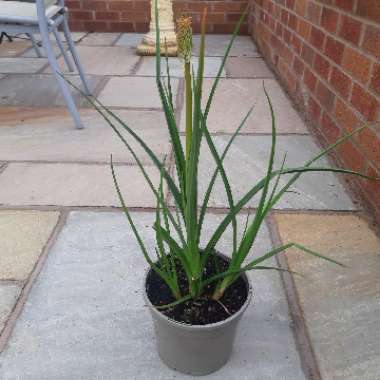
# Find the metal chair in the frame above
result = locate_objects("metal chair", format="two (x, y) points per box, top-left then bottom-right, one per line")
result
(0, 0), (91, 129)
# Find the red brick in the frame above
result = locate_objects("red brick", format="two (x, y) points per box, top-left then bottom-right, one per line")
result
(335, 0), (354, 11)
(82, 0), (107, 11)
(108, 1), (134, 11)
(301, 42), (315, 66)
(316, 80), (335, 112)
(281, 9), (289, 24)
(108, 21), (134, 32)
(339, 16), (362, 46)
(310, 26), (325, 49)
(83, 21), (108, 31)
(356, 0), (380, 23)
(338, 140), (365, 172)
(307, 95), (322, 122)
(321, 112), (341, 144)
(66, 0), (80, 9)
(342, 47), (371, 84)
(351, 84), (379, 121)
(363, 166), (380, 206)
(294, 0), (306, 16)
(276, 22), (283, 38)
(283, 28), (292, 44)
(293, 56), (304, 75)
(370, 63), (380, 95)
(95, 11), (119, 21)
(281, 44), (294, 65)
(329, 67), (352, 99)
(120, 11), (147, 22)
(135, 22), (149, 33)
(358, 128), (380, 165)
(286, 0), (295, 10)
(324, 36), (344, 64)
(297, 19), (311, 40)
(213, 24), (237, 34)
(288, 14), (298, 30)
(291, 34), (302, 54)
(335, 98), (361, 133)
(187, 2), (212, 12)
(278, 58), (297, 91)
(314, 53), (331, 80)
(304, 66), (317, 92)
(68, 20), (84, 31)
(321, 7), (339, 34)
(306, 2), (321, 24)
(70, 10), (93, 21)
(362, 26), (380, 60)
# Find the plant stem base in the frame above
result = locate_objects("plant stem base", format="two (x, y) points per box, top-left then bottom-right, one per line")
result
(136, 43), (178, 56)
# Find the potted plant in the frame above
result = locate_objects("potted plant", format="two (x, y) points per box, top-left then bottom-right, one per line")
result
(68, 4), (378, 376)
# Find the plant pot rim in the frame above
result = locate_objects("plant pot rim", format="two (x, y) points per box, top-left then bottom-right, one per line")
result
(143, 252), (253, 330)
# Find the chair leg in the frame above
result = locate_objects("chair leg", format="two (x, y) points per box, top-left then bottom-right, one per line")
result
(39, 28), (84, 129)
(52, 28), (75, 72)
(27, 33), (43, 58)
(62, 17), (92, 95)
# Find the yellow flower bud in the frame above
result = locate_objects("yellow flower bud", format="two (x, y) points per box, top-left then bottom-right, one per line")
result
(176, 16), (193, 63)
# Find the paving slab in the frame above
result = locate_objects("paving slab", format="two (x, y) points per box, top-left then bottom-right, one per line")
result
(0, 210), (59, 280)
(0, 108), (170, 164)
(79, 33), (121, 46)
(275, 213), (380, 380)
(226, 57), (274, 78)
(0, 284), (21, 334)
(0, 40), (31, 57)
(0, 163), (160, 207)
(32, 32), (87, 43)
(193, 35), (260, 57)
(98, 76), (179, 109)
(180, 78), (308, 134)
(0, 57), (47, 74)
(21, 43), (67, 58)
(0, 74), (104, 107)
(136, 56), (226, 78)
(0, 211), (304, 379)
(115, 33), (144, 48)
(44, 46), (139, 76)
(192, 135), (356, 210)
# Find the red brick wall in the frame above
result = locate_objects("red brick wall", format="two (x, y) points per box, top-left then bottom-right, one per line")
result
(66, 0), (249, 34)
(250, 0), (380, 219)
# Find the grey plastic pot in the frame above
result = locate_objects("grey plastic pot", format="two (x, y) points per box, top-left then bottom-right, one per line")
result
(144, 258), (252, 376)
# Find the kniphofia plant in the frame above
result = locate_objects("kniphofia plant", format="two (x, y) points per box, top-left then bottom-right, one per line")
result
(67, 4), (379, 307)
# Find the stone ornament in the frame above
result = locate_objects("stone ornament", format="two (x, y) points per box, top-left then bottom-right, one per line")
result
(137, 0), (178, 56)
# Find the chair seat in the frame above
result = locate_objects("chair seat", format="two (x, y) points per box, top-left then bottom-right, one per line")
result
(0, 1), (62, 24)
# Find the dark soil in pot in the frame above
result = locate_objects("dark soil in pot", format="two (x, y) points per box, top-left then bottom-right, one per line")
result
(146, 254), (249, 325)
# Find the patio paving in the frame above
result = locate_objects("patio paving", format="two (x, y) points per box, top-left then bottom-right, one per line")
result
(0, 33), (379, 380)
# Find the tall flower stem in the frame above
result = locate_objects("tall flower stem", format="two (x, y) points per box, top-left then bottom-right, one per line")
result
(185, 61), (193, 161)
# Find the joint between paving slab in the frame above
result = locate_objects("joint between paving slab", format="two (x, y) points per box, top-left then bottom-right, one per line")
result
(0, 162), (9, 176)
(266, 213), (322, 380)
(130, 56), (144, 75)
(0, 210), (69, 354)
(0, 279), (24, 287)
(0, 159), (156, 167)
